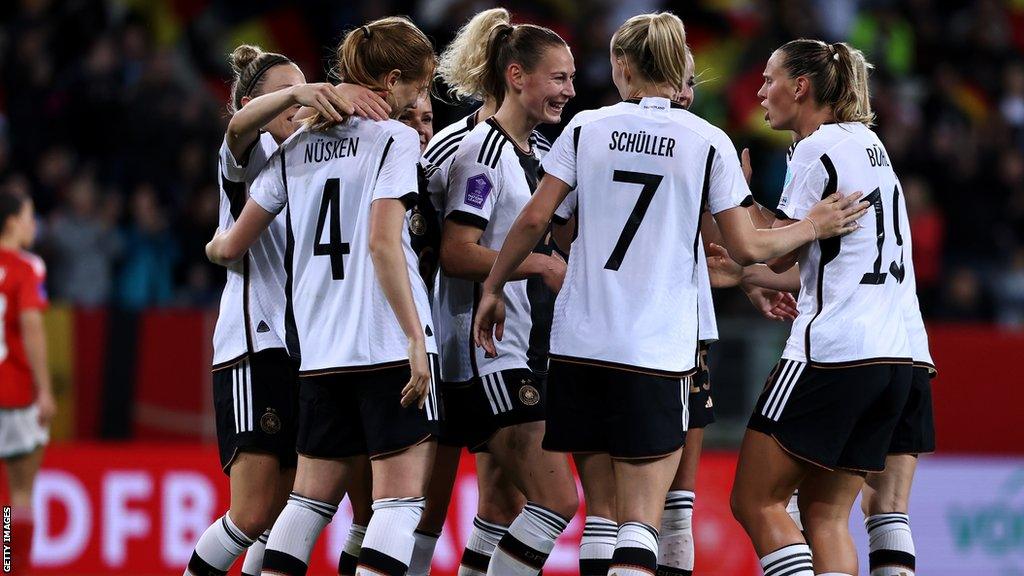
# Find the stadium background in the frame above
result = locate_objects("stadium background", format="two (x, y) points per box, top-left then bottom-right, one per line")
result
(2, 0), (1023, 574)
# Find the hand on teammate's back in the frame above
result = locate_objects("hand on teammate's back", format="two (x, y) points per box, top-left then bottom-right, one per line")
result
(401, 338), (431, 409)
(806, 191), (869, 239)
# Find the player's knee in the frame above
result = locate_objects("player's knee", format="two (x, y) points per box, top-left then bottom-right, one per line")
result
(229, 507), (275, 539)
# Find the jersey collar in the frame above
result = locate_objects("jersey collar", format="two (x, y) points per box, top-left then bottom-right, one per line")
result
(625, 97), (685, 110)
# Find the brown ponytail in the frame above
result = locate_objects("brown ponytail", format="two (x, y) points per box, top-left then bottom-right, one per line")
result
(479, 22), (566, 107)
(228, 44), (292, 113)
(777, 39), (875, 125)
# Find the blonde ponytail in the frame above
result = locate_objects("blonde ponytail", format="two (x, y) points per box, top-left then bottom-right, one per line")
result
(778, 39), (875, 125)
(612, 12), (690, 93)
(437, 8), (511, 101)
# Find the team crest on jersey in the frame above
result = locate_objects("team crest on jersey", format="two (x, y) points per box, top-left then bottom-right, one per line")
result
(260, 409), (282, 435)
(465, 174), (493, 209)
(518, 382), (540, 406)
(409, 210), (427, 236)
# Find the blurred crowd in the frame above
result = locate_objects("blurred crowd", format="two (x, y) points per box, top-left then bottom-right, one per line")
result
(1, 0), (1022, 325)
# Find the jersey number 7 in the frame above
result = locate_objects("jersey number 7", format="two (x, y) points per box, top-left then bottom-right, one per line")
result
(605, 170), (664, 271)
(315, 178), (351, 280)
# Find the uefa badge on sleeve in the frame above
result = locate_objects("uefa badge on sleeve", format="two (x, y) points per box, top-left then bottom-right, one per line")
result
(465, 174), (493, 209)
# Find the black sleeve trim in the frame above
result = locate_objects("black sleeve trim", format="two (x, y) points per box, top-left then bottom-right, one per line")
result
(739, 194), (755, 208)
(398, 191), (418, 210)
(774, 208), (793, 220)
(551, 213), (569, 226)
(446, 210), (489, 230)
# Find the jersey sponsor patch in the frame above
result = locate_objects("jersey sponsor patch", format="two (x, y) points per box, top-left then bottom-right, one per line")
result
(465, 174), (493, 209)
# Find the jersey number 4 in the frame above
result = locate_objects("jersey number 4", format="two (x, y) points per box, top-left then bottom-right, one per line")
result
(859, 185), (905, 285)
(605, 170), (664, 271)
(315, 178), (351, 280)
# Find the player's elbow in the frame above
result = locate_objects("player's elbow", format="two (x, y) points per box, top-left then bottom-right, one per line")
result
(729, 245), (759, 266)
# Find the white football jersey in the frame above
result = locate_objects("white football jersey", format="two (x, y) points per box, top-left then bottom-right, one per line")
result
(777, 122), (911, 366)
(542, 97), (748, 375)
(249, 118), (437, 375)
(212, 134), (290, 367)
(434, 118), (553, 382)
(552, 192), (717, 345)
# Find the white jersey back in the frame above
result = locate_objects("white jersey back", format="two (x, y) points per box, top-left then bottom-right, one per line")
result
(212, 133), (290, 367)
(777, 122), (910, 366)
(542, 97), (748, 375)
(434, 118), (551, 382)
(249, 119), (437, 374)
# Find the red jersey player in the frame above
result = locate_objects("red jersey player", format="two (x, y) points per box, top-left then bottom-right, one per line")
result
(0, 187), (55, 574)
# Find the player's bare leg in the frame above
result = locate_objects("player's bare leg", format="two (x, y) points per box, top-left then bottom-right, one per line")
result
(609, 449), (683, 575)
(799, 466), (865, 575)
(5, 447), (44, 573)
(861, 454), (919, 576)
(485, 421), (578, 575)
(730, 430), (814, 576)
(239, 456), (295, 575)
(575, 453), (617, 576)
(660, 427), (703, 575)
(457, 453), (526, 576)
(339, 456), (373, 575)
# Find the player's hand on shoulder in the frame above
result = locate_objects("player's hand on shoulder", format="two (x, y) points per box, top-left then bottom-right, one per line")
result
(741, 148), (753, 185)
(473, 288), (506, 358)
(401, 338), (431, 409)
(335, 83), (391, 121)
(806, 191), (868, 239)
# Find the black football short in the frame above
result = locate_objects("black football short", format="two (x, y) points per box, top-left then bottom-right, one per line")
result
(296, 357), (439, 459)
(688, 363), (716, 430)
(748, 359), (912, 473)
(212, 349), (299, 474)
(887, 366), (936, 455)
(439, 368), (546, 452)
(544, 357), (690, 459)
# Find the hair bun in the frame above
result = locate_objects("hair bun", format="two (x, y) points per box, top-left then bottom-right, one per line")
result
(230, 44), (263, 73)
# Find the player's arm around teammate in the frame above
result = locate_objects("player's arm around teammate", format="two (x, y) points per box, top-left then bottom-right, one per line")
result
(188, 44), (383, 576)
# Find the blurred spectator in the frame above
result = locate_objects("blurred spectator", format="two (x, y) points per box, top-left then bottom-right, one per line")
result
(46, 174), (122, 306)
(0, 0), (1018, 327)
(116, 184), (178, 309)
(994, 248), (1024, 327)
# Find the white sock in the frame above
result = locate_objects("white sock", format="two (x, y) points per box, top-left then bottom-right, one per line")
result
(759, 543), (813, 576)
(407, 529), (441, 576)
(610, 521), (659, 576)
(262, 493), (337, 575)
(658, 490), (694, 574)
(338, 524), (367, 575)
(866, 513), (915, 576)
(579, 515), (616, 575)
(787, 491), (803, 532)
(356, 497), (426, 576)
(240, 529), (270, 576)
(185, 512), (255, 575)
(459, 517), (508, 576)
(487, 502), (569, 576)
